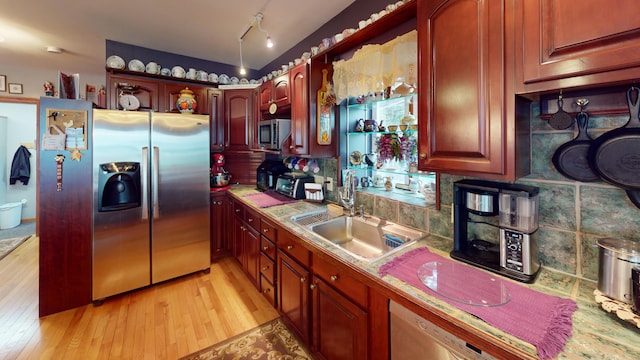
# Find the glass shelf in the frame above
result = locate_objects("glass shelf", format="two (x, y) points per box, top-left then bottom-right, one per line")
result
(346, 93), (417, 109)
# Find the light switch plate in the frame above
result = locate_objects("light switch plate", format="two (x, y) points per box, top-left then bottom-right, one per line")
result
(326, 177), (334, 191)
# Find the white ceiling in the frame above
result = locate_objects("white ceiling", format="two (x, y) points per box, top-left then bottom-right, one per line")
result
(0, 0), (355, 75)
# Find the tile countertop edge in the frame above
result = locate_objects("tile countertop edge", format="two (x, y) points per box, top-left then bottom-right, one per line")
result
(226, 185), (640, 360)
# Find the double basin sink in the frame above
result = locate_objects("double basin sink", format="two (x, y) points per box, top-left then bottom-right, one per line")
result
(293, 209), (425, 262)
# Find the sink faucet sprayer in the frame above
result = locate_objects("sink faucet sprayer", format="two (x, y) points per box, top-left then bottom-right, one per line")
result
(340, 171), (355, 216)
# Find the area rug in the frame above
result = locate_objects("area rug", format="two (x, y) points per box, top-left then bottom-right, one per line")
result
(180, 318), (313, 360)
(0, 235), (30, 261)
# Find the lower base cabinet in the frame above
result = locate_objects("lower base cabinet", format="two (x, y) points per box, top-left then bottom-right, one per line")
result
(277, 250), (311, 344)
(311, 276), (368, 360)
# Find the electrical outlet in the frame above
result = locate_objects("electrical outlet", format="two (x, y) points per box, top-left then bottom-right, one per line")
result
(326, 177), (334, 191)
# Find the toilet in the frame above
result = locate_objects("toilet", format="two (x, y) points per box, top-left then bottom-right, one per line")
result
(0, 199), (26, 229)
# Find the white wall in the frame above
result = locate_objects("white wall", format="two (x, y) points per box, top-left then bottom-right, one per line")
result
(0, 103), (37, 220)
(0, 116), (6, 205)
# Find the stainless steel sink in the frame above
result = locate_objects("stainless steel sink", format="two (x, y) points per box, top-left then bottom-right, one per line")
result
(308, 215), (425, 262)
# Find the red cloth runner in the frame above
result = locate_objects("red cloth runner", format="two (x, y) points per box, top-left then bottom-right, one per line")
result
(243, 191), (298, 208)
(379, 247), (578, 360)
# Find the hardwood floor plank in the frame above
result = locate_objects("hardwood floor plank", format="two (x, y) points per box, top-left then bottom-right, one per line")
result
(0, 236), (279, 359)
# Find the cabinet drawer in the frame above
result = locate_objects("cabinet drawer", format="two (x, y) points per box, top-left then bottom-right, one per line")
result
(260, 253), (275, 283)
(245, 207), (260, 231)
(313, 255), (368, 308)
(261, 237), (276, 260)
(260, 275), (276, 307)
(261, 218), (277, 242)
(233, 201), (245, 218)
(278, 230), (310, 268)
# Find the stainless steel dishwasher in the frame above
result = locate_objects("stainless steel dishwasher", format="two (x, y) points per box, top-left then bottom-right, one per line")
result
(389, 300), (496, 360)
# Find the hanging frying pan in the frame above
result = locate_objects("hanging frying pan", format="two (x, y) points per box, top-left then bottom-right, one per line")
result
(552, 111), (600, 182)
(588, 86), (640, 190)
(626, 190), (640, 208)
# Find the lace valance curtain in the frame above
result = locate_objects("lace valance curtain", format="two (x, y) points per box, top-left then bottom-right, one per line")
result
(332, 30), (417, 102)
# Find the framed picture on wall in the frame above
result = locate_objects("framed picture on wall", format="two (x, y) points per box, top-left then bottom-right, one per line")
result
(0, 75), (6, 92)
(9, 83), (23, 94)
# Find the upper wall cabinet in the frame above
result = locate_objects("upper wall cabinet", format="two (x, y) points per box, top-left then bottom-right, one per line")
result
(417, 0), (531, 181)
(259, 73), (290, 115)
(516, 0), (640, 93)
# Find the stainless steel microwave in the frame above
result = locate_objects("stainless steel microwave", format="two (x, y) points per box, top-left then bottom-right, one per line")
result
(258, 119), (291, 150)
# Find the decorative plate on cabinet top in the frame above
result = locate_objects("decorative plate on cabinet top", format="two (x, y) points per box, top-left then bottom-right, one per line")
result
(128, 59), (145, 72)
(350, 151), (363, 166)
(106, 55), (125, 69)
(230, 76), (240, 85)
(240, 78), (249, 84)
(218, 74), (230, 84)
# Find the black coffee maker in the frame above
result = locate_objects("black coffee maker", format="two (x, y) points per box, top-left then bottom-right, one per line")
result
(451, 179), (540, 283)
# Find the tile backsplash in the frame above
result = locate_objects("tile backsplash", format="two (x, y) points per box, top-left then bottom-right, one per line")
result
(335, 101), (640, 281)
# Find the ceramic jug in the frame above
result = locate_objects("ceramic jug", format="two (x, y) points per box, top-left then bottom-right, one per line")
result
(355, 119), (364, 132)
(176, 87), (197, 114)
(360, 176), (371, 188)
(418, 180), (436, 204)
(363, 119), (377, 132)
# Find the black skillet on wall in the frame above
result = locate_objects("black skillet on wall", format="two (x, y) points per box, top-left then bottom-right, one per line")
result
(588, 86), (640, 190)
(552, 111), (600, 182)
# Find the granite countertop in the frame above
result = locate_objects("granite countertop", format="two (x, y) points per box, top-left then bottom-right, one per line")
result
(226, 185), (640, 360)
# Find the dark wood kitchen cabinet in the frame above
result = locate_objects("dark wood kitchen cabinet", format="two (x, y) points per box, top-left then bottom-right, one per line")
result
(210, 191), (230, 261)
(311, 256), (369, 360)
(207, 88), (224, 151)
(516, 0), (640, 94)
(224, 89), (257, 151)
(277, 229), (312, 344)
(260, 73), (290, 114)
(232, 200), (260, 288)
(259, 218), (278, 307)
(282, 63), (309, 156)
(281, 61), (336, 158)
(417, 0), (531, 181)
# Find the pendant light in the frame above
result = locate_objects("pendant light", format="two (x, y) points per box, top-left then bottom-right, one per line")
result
(238, 38), (246, 76)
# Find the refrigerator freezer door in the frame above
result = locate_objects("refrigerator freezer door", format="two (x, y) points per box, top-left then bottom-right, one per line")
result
(150, 113), (211, 283)
(92, 110), (151, 300)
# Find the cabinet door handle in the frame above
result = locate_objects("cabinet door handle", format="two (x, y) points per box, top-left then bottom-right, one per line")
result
(263, 246), (269, 251)
(310, 284), (316, 290)
(419, 152), (427, 159)
(287, 245), (294, 250)
(300, 277), (306, 283)
(235, 208), (241, 213)
(263, 288), (271, 294)
(262, 266), (269, 271)
(330, 275), (339, 282)
(263, 228), (269, 233)
(248, 218), (253, 222)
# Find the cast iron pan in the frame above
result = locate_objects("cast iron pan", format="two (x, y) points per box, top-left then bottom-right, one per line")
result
(552, 111), (600, 182)
(588, 86), (640, 190)
(626, 190), (640, 208)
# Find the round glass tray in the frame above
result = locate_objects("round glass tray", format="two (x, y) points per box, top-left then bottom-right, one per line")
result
(417, 261), (511, 307)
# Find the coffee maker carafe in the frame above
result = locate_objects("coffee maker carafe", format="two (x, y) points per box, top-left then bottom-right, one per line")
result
(451, 179), (540, 283)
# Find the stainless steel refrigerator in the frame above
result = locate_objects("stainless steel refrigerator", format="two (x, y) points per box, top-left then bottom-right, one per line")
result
(92, 109), (210, 301)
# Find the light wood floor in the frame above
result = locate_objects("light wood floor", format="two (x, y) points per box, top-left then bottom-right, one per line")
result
(0, 236), (279, 360)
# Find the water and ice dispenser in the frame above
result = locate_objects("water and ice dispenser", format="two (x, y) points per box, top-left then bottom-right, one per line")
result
(97, 162), (141, 212)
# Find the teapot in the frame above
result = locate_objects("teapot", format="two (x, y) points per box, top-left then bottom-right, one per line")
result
(363, 119), (377, 132)
(417, 180), (436, 204)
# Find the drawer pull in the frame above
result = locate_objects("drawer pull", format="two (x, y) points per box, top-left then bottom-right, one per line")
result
(287, 245), (294, 250)
(330, 275), (339, 282)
